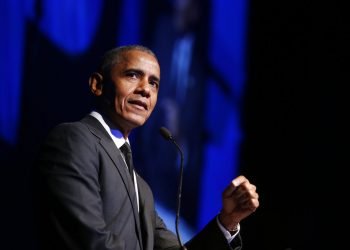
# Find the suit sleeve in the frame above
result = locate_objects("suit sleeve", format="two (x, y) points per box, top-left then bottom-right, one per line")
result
(152, 213), (242, 250)
(185, 218), (242, 250)
(36, 123), (125, 250)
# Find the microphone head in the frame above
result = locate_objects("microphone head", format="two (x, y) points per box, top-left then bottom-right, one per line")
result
(159, 127), (173, 141)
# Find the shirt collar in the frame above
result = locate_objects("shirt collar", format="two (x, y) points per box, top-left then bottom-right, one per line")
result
(89, 110), (129, 149)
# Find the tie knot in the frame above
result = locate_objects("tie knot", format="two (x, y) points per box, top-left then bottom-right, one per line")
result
(120, 142), (131, 155)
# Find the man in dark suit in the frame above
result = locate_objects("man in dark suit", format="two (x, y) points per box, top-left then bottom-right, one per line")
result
(35, 45), (259, 250)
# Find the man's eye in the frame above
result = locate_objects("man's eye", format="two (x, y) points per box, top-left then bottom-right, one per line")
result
(127, 72), (138, 78)
(150, 81), (159, 88)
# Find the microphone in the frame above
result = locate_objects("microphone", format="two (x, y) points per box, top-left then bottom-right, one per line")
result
(159, 127), (187, 250)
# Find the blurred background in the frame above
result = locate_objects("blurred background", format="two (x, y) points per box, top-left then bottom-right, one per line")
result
(0, 0), (343, 249)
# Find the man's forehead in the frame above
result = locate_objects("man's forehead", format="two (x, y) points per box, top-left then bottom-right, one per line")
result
(120, 51), (159, 68)
(111, 50), (160, 78)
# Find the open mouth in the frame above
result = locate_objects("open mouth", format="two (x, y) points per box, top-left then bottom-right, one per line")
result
(128, 99), (148, 110)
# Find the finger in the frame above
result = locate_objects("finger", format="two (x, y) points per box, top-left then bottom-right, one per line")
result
(242, 182), (256, 193)
(233, 186), (257, 201)
(223, 175), (249, 197)
(232, 175), (249, 187)
(244, 198), (260, 211)
(236, 191), (259, 205)
(239, 197), (260, 212)
(230, 182), (257, 200)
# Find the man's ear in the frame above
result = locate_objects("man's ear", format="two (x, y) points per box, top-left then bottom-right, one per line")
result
(89, 72), (104, 96)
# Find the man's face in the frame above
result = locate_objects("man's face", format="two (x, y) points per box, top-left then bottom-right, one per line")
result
(104, 50), (160, 133)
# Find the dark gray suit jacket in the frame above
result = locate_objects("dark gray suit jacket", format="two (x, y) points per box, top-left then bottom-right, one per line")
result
(36, 115), (242, 250)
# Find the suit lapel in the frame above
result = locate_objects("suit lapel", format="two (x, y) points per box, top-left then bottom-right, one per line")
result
(81, 115), (143, 249)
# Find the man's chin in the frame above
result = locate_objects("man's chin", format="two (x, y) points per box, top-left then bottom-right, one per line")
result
(127, 115), (148, 128)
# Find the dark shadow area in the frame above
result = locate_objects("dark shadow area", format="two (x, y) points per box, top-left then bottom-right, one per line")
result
(239, 1), (343, 249)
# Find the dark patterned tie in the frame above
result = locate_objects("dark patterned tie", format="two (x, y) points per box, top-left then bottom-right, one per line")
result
(120, 142), (134, 183)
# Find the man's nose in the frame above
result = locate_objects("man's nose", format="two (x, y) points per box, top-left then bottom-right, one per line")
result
(137, 79), (151, 96)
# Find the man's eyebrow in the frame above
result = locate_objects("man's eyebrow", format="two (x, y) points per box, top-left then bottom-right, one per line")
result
(124, 68), (144, 75)
(124, 68), (160, 82)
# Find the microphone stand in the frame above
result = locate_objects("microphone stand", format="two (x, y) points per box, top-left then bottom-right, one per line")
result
(172, 139), (187, 250)
(159, 127), (187, 250)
